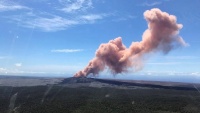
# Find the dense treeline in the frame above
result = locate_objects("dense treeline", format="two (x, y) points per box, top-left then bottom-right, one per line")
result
(0, 86), (200, 113)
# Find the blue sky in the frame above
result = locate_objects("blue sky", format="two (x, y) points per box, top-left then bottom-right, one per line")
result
(0, 0), (200, 82)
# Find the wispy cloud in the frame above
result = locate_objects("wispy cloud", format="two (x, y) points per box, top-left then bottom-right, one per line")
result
(0, 64), (82, 75)
(27, 64), (82, 73)
(59, 0), (92, 13)
(80, 14), (109, 23)
(164, 56), (200, 60)
(0, 56), (11, 59)
(147, 62), (181, 65)
(80, 14), (103, 21)
(0, 67), (6, 72)
(112, 15), (137, 22)
(51, 49), (83, 53)
(24, 16), (79, 32)
(3, 0), (109, 32)
(15, 63), (22, 67)
(140, 1), (161, 6)
(140, 71), (200, 77)
(191, 72), (200, 76)
(0, 1), (30, 11)
(8, 12), (107, 32)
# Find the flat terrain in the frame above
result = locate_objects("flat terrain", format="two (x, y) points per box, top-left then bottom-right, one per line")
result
(0, 76), (200, 113)
(0, 75), (63, 87)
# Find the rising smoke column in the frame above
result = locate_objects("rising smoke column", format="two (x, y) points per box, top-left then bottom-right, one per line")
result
(74, 8), (187, 77)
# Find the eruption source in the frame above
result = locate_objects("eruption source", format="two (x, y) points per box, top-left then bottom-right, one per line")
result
(74, 8), (187, 77)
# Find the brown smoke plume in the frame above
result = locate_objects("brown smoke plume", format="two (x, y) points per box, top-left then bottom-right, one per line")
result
(74, 8), (187, 77)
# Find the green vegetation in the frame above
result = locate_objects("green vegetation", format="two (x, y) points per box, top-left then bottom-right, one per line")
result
(0, 86), (200, 113)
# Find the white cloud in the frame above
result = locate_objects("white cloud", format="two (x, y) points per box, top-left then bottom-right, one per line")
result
(147, 62), (181, 65)
(9, 12), (107, 32)
(24, 16), (79, 32)
(0, 56), (11, 59)
(164, 56), (200, 60)
(112, 15), (137, 22)
(191, 72), (200, 76)
(0, 67), (6, 71)
(51, 49), (83, 53)
(1, 64), (82, 75)
(140, 1), (161, 6)
(80, 14), (103, 21)
(138, 71), (200, 77)
(79, 14), (108, 23)
(0, 67), (8, 74)
(60, 0), (92, 13)
(0, 68), (28, 75)
(0, 1), (30, 11)
(15, 63), (22, 67)
(0, 67), (48, 75)
(28, 65), (81, 72)
(3, 0), (108, 32)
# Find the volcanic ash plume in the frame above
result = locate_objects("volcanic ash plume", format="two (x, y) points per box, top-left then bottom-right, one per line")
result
(74, 8), (187, 77)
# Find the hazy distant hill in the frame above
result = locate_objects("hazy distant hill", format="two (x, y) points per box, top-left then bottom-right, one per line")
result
(0, 75), (200, 91)
(60, 77), (200, 91)
(0, 75), (62, 87)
